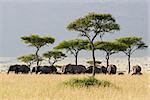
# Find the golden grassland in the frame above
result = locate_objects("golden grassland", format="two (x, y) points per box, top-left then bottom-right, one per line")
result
(0, 72), (150, 100)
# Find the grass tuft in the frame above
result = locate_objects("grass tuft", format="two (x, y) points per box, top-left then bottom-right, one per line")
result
(63, 76), (111, 88)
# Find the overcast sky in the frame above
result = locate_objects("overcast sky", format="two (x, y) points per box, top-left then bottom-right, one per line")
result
(0, 0), (149, 58)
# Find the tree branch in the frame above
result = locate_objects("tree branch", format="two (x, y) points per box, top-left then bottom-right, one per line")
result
(92, 33), (98, 42)
(131, 47), (138, 55)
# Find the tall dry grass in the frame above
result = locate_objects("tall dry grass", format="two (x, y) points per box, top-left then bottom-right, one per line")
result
(0, 73), (150, 100)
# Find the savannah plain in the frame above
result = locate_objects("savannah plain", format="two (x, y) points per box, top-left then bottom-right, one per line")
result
(0, 72), (150, 100)
(0, 1), (149, 100)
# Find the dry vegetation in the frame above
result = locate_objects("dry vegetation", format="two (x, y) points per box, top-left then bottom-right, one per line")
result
(0, 73), (150, 100)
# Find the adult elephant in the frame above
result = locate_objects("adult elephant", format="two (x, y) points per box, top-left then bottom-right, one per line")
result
(16, 65), (30, 74)
(7, 64), (20, 74)
(86, 66), (107, 74)
(86, 66), (101, 74)
(62, 64), (86, 74)
(107, 64), (117, 74)
(32, 66), (57, 74)
(7, 64), (30, 74)
(132, 65), (142, 75)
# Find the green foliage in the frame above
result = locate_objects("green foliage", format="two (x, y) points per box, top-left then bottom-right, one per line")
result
(94, 41), (128, 53)
(54, 39), (89, 53)
(43, 50), (66, 66)
(94, 41), (128, 67)
(21, 34), (55, 49)
(86, 60), (101, 65)
(63, 76), (111, 88)
(116, 36), (148, 73)
(17, 54), (37, 66)
(54, 39), (89, 65)
(21, 34), (55, 66)
(116, 37), (148, 55)
(67, 12), (120, 40)
(18, 54), (36, 62)
(43, 50), (66, 59)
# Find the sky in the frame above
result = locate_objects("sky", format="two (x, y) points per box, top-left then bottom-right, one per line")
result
(0, 0), (149, 58)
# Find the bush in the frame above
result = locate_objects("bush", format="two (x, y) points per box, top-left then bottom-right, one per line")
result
(63, 76), (111, 88)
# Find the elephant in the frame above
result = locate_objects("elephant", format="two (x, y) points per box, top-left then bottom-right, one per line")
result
(107, 64), (117, 74)
(86, 66), (101, 74)
(132, 65), (142, 75)
(7, 64), (30, 74)
(32, 66), (57, 74)
(7, 64), (20, 74)
(16, 65), (30, 74)
(62, 64), (86, 74)
(86, 66), (107, 74)
(100, 66), (107, 74)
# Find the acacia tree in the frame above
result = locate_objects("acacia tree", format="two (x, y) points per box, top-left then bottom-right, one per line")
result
(17, 54), (36, 67)
(21, 34), (55, 69)
(94, 41), (127, 67)
(54, 39), (89, 66)
(116, 37), (148, 74)
(67, 12), (120, 76)
(43, 50), (66, 66)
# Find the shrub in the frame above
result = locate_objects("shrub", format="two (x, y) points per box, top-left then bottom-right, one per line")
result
(63, 76), (111, 88)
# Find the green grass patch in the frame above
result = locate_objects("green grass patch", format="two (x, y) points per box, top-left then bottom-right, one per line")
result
(63, 76), (111, 88)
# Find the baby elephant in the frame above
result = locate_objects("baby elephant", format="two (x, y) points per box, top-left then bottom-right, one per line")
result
(132, 65), (142, 75)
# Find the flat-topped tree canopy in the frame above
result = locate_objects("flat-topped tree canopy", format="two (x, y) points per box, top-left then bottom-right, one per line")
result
(43, 50), (66, 66)
(116, 37), (148, 54)
(43, 50), (66, 59)
(94, 41), (128, 67)
(54, 39), (89, 66)
(18, 54), (36, 63)
(67, 12), (120, 40)
(18, 54), (43, 62)
(21, 34), (55, 49)
(94, 41), (128, 53)
(54, 39), (89, 52)
(17, 54), (43, 67)
(86, 60), (102, 65)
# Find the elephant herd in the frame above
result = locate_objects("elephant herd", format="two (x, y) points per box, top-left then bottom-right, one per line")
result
(7, 64), (142, 75)
(7, 65), (57, 74)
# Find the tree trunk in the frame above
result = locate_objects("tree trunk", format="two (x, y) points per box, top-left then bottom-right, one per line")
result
(35, 48), (40, 74)
(106, 53), (110, 68)
(28, 63), (32, 73)
(91, 43), (96, 77)
(75, 52), (79, 66)
(48, 58), (52, 66)
(128, 55), (131, 74)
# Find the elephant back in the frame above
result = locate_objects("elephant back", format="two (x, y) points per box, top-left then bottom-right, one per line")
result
(73, 65), (86, 74)
(86, 66), (105, 74)
(16, 65), (30, 73)
(62, 64), (86, 74)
